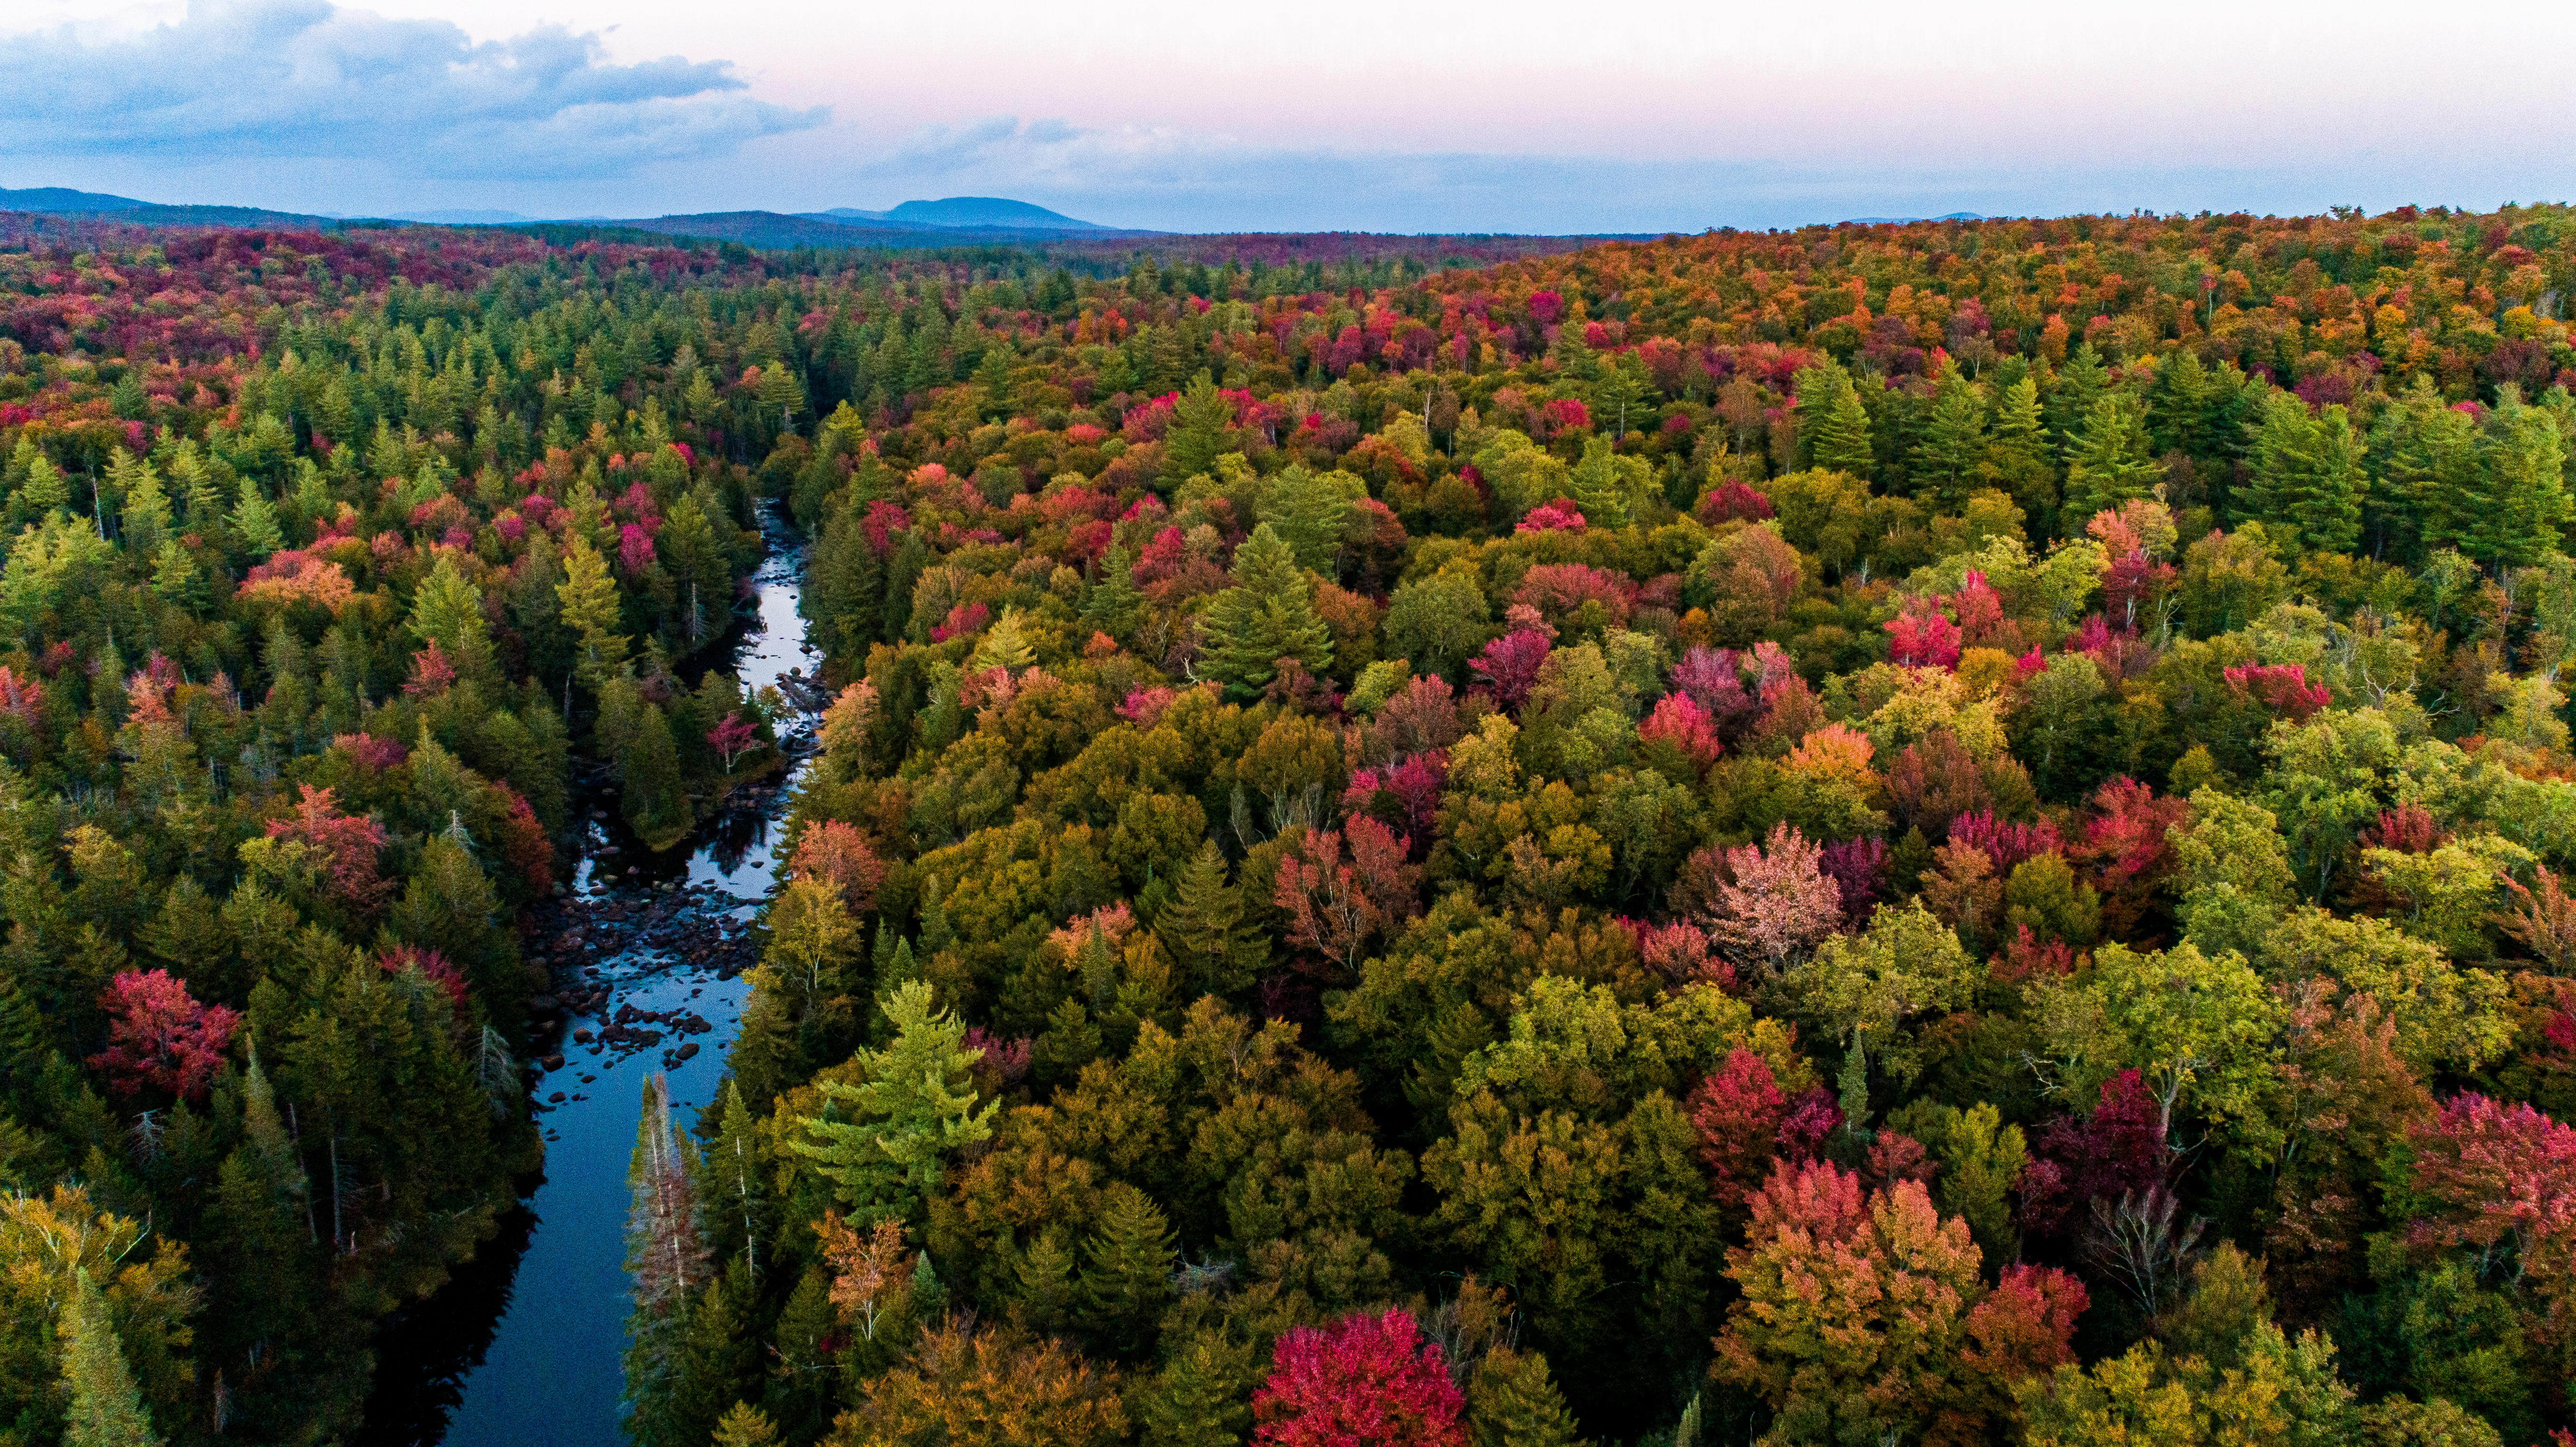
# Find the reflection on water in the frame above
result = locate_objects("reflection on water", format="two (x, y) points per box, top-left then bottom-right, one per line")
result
(356, 509), (808, 1446)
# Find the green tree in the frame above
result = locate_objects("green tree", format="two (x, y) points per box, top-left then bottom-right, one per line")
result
(2031, 940), (2279, 1148)
(1164, 374), (1237, 484)
(789, 980), (998, 1222)
(1195, 523), (1332, 700)
(1075, 1183), (1173, 1357)
(556, 535), (628, 690)
(1467, 1346), (1582, 1447)
(1382, 568), (1491, 682)
(1914, 365), (1989, 511)
(1257, 465), (1356, 574)
(2063, 391), (2162, 524)
(1977, 373), (2057, 529)
(59, 1267), (161, 1447)
(410, 552), (495, 682)
(1802, 363), (1877, 478)
(1133, 1327), (1255, 1447)
(231, 477), (283, 558)
(1569, 435), (1647, 527)
(2239, 392), (2363, 552)
(1156, 840), (1267, 998)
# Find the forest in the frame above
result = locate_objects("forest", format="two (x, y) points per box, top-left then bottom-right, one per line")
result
(6, 201), (2576, 1447)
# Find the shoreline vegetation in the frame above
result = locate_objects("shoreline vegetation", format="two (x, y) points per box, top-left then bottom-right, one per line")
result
(1, 203), (2575, 1447)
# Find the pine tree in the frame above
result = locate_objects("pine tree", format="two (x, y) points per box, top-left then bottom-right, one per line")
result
(21, 452), (69, 518)
(712, 1402), (780, 1447)
(1976, 374), (2056, 532)
(1156, 840), (1266, 998)
(1165, 373), (1236, 484)
(1800, 363), (1876, 478)
(625, 1073), (710, 1447)
(2044, 343), (2110, 467)
(1134, 1327), (1256, 1447)
(1466, 1346), (1580, 1447)
(968, 606), (1037, 673)
(1257, 466), (1355, 574)
(410, 552), (495, 682)
(2477, 389), (2573, 569)
(698, 1079), (768, 1281)
(2061, 391), (2162, 524)
(2239, 391), (2363, 552)
(556, 535), (628, 691)
(1077, 1183), (1175, 1357)
(1912, 366), (1988, 512)
(621, 699), (692, 846)
(1568, 436), (1636, 527)
(976, 340), (1018, 419)
(1196, 523), (1332, 701)
(231, 478), (283, 558)
(788, 980), (997, 1221)
(1081, 547), (1145, 644)
(109, 450), (169, 553)
(59, 1267), (161, 1447)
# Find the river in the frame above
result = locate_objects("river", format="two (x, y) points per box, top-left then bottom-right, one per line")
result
(356, 507), (817, 1447)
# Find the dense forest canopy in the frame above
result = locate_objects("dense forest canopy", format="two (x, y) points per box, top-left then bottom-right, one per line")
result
(6, 200), (2576, 1446)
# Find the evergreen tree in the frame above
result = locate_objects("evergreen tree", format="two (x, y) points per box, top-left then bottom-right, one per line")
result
(1195, 523), (1333, 701)
(1912, 365), (1988, 511)
(1156, 840), (1266, 997)
(231, 477), (283, 558)
(556, 535), (628, 691)
(1164, 373), (1236, 484)
(697, 1079), (768, 1281)
(2478, 389), (2573, 568)
(1134, 1327), (1256, 1447)
(1077, 1183), (1174, 1357)
(1257, 466), (1355, 574)
(2239, 391), (2364, 552)
(21, 452), (69, 518)
(1800, 363), (1876, 478)
(109, 450), (169, 553)
(60, 1267), (160, 1447)
(712, 1402), (780, 1447)
(620, 699), (693, 846)
(1080, 547), (1145, 644)
(2044, 342), (2110, 467)
(975, 340), (1018, 420)
(1975, 374), (2056, 532)
(2061, 391), (2162, 524)
(624, 1072), (710, 1447)
(1568, 436), (1642, 528)
(411, 552), (496, 682)
(788, 980), (997, 1222)
(1467, 1347), (1581, 1447)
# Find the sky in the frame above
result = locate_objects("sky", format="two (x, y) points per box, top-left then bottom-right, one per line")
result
(3, 0), (2575, 234)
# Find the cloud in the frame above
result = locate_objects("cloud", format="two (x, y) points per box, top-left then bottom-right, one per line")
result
(0, 0), (826, 180)
(813, 118), (2410, 235)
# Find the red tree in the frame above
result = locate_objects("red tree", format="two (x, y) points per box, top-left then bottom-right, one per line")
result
(1638, 691), (1724, 777)
(1253, 1307), (1465, 1447)
(1690, 1048), (1798, 1209)
(791, 819), (887, 914)
(266, 784), (392, 916)
(708, 711), (760, 770)
(1678, 822), (1845, 981)
(1470, 630), (1552, 710)
(90, 969), (240, 1102)
(1276, 819), (1420, 978)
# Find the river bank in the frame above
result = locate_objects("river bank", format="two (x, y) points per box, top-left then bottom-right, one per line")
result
(356, 510), (816, 1447)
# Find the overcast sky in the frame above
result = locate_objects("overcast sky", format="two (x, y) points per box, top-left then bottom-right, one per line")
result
(4, 0), (2574, 233)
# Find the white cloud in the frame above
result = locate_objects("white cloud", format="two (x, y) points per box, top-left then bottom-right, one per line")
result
(0, 0), (825, 180)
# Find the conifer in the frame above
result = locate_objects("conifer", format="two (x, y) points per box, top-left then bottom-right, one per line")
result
(1913, 365), (1988, 512)
(1802, 363), (1877, 478)
(2061, 391), (2161, 524)
(1156, 840), (1265, 998)
(788, 981), (996, 1221)
(60, 1267), (160, 1447)
(1196, 523), (1332, 700)
(1077, 1183), (1174, 1357)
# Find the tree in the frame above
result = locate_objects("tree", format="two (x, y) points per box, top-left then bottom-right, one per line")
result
(1135, 1327), (1256, 1447)
(59, 1267), (160, 1447)
(1713, 1159), (2083, 1446)
(1166, 374), (1238, 483)
(1275, 819), (1420, 979)
(1258, 465), (1357, 574)
(2239, 392), (2363, 552)
(230, 477), (283, 558)
(1384, 570), (1492, 682)
(626, 1072), (710, 1447)
(410, 551), (495, 682)
(2063, 392), (2161, 524)
(1254, 1308), (1465, 1447)
(2031, 941), (2279, 1148)
(1076, 1183), (1173, 1357)
(1197, 524), (1333, 701)
(1156, 840), (1268, 999)
(556, 534), (628, 690)
(789, 980), (998, 1221)
(1801, 363), (1876, 479)
(1465, 1347), (1580, 1447)
(1784, 900), (1982, 1117)
(1679, 822), (1844, 983)
(1977, 375), (2056, 528)
(1915, 366), (1989, 511)
(88, 969), (239, 1102)
(847, 1320), (1129, 1447)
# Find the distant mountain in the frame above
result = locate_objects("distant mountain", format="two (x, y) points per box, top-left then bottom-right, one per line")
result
(798, 197), (1108, 231)
(1841, 211), (1989, 225)
(392, 208), (534, 225)
(1, 186), (153, 212)
(605, 208), (1148, 252)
